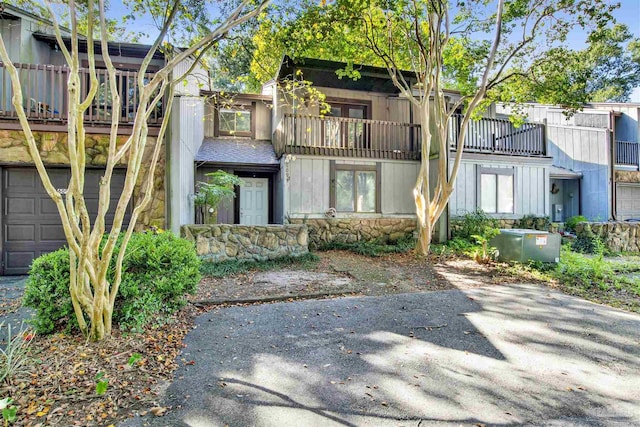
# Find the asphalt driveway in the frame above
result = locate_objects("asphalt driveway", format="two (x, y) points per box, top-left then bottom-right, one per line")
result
(124, 284), (640, 426)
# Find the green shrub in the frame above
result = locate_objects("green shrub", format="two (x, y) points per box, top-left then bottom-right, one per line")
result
(23, 249), (76, 334)
(452, 210), (499, 240)
(554, 247), (615, 291)
(565, 215), (588, 232)
(572, 224), (607, 255)
(24, 231), (201, 334)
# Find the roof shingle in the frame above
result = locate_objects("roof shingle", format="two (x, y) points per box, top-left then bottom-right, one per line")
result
(195, 138), (279, 165)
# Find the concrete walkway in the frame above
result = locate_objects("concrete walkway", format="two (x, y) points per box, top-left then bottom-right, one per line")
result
(122, 283), (640, 427)
(0, 276), (33, 342)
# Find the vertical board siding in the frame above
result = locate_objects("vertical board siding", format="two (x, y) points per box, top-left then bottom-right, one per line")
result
(286, 157), (418, 216)
(287, 158), (329, 215)
(547, 124), (610, 220)
(381, 161), (419, 214)
(450, 159), (548, 217)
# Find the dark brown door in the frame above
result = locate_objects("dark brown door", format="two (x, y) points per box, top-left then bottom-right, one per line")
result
(2, 167), (129, 275)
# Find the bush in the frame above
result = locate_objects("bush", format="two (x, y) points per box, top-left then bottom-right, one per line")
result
(24, 231), (201, 334)
(572, 224), (607, 255)
(565, 215), (588, 232)
(116, 231), (202, 332)
(23, 249), (76, 334)
(452, 210), (499, 240)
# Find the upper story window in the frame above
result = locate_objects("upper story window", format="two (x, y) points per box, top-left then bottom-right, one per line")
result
(218, 106), (253, 137)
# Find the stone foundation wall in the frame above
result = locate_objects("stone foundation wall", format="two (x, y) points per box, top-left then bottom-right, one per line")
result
(181, 224), (309, 261)
(575, 222), (640, 253)
(289, 218), (417, 248)
(451, 216), (551, 235)
(0, 130), (165, 228)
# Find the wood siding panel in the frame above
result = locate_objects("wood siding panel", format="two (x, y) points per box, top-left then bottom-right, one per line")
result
(451, 159), (547, 217)
(381, 161), (419, 214)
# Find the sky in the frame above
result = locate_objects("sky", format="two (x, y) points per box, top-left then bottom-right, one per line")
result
(107, 0), (640, 100)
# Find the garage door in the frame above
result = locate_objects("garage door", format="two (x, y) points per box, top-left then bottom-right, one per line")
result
(2, 167), (129, 275)
(616, 183), (640, 221)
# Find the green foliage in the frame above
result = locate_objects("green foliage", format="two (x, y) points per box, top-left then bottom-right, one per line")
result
(471, 227), (501, 263)
(554, 247), (616, 291)
(95, 372), (108, 396)
(114, 231), (202, 332)
(0, 322), (33, 384)
(317, 235), (416, 257)
(0, 397), (17, 424)
(24, 232), (201, 335)
(452, 210), (499, 240)
(127, 353), (142, 367)
(23, 250), (77, 334)
(517, 215), (551, 231)
(194, 170), (242, 210)
(572, 225), (607, 255)
(200, 252), (319, 278)
(565, 215), (588, 232)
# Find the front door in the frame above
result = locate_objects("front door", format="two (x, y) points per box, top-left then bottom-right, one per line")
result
(239, 178), (268, 225)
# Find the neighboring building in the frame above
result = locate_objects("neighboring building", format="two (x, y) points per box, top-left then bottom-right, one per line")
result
(497, 103), (640, 222)
(0, 2), (207, 274)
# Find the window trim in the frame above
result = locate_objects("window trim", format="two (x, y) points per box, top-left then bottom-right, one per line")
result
(214, 102), (256, 138)
(477, 166), (516, 214)
(329, 161), (382, 213)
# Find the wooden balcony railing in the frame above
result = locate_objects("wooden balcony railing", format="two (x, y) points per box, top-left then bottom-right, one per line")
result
(274, 114), (422, 160)
(274, 113), (547, 160)
(449, 114), (546, 156)
(0, 62), (163, 125)
(616, 140), (639, 166)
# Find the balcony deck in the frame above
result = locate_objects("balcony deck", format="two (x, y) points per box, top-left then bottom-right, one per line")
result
(274, 114), (547, 160)
(0, 62), (163, 128)
(616, 140), (639, 167)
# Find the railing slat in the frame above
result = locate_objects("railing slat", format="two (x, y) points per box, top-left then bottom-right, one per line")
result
(0, 62), (165, 125)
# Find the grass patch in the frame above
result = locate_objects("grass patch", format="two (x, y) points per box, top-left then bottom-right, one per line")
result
(506, 247), (640, 313)
(200, 252), (319, 278)
(317, 236), (415, 257)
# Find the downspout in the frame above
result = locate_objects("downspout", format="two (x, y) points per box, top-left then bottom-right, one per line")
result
(610, 111), (618, 221)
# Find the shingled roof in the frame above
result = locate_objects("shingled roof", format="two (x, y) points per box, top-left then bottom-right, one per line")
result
(195, 138), (279, 165)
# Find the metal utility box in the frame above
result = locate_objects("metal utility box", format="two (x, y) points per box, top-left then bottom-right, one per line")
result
(490, 229), (561, 263)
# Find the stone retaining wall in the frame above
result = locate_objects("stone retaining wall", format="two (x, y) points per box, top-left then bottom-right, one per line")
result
(575, 222), (640, 253)
(181, 224), (309, 261)
(288, 218), (417, 248)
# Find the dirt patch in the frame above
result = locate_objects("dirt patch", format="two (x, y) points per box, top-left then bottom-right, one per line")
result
(194, 250), (529, 303)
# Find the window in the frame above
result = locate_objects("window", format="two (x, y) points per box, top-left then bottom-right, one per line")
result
(479, 168), (514, 214)
(218, 106), (252, 136)
(331, 162), (380, 213)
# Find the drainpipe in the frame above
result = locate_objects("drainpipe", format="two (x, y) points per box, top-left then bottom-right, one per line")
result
(610, 111), (618, 221)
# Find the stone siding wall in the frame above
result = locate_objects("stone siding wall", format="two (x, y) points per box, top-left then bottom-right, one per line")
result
(0, 130), (165, 228)
(616, 170), (640, 183)
(575, 222), (640, 253)
(182, 224), (309, 261)
(289, 218), (417, 248)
